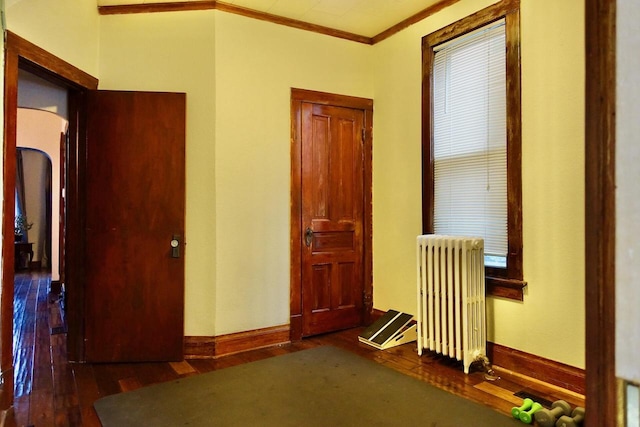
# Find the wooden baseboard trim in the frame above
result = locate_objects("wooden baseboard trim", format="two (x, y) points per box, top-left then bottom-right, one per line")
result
(186, 325), (291, 359)
(488, 342), (586, 395)
(215, 325), (290, 358)
(375, 307), (586, 394)
(184, 336), (216, 359)
(186, 319), (584, 395)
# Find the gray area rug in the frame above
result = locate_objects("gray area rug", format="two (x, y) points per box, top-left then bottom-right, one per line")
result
(94, 346), (519, 426)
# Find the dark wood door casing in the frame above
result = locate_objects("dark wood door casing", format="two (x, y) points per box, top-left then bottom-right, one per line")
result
(2, 31), (99, 421)
(290, 89), (373, 340)
(585, 0), (617, 425)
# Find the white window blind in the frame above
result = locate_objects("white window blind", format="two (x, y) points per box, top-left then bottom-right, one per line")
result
(432, 19), (507, 266)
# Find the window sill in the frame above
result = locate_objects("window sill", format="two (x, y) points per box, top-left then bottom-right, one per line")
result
(486, 276), (527, 301)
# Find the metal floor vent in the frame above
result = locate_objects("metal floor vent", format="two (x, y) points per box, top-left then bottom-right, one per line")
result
(514, 390), (553, 409)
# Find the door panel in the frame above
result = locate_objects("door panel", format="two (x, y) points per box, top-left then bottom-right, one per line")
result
(301, 103), (364, 336)
(84, 91), (185, 362)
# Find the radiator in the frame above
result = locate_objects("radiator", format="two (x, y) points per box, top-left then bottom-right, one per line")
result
(416, 235), (486, 374)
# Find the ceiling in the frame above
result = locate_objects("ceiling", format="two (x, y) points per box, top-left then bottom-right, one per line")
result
(95, 0), (447, 38)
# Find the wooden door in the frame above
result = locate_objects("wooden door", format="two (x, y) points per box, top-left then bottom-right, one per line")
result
(84, 91), (185, 362)
(300, 102), (365, 336)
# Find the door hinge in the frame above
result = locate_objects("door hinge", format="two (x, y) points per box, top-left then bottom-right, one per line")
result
(361, 128), (365, 143)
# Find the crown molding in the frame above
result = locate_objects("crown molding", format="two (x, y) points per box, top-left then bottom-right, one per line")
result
(98, 0), (463, 45)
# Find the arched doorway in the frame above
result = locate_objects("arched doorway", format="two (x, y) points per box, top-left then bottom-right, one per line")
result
(16, 108), (68, 283)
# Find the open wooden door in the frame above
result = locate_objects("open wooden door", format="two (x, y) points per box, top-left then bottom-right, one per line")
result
(83, 90), (186, 362)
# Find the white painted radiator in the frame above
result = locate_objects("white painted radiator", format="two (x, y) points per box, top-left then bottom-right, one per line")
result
(416, 235), (486, 374)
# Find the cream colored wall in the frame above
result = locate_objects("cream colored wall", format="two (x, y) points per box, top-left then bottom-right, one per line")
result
(372, 0), (585, 368)
(4, 0), (586, 368)
(5, 0), (87, 293)
(516, 0), (585, 368)
(98, 10), (373, 336)
(5, 0), (100, 77)
(213, 12), (373, 334)
(5, 3), (373, 338)
(99, 11), (217, 337)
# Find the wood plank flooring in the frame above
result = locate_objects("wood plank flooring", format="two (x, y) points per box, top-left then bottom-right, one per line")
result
(12, 272), (585, 426)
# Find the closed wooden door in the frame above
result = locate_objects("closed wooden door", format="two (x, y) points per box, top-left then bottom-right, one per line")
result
(301, 102), (365, 336)
(84, 90), (185, 362)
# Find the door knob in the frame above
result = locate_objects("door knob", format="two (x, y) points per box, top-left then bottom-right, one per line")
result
(170, 235), (181, 258)
(305, 227), (314, 247)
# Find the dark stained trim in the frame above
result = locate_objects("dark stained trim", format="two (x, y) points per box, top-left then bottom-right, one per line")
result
(3, 32), (98, 370)
(184, 336), (216, 359)
(99, 0), (216, 14)
(214, 2), (372, 45)
(5, 32), (98, 89)
(372, 309), (585, 394)
(372, 0), (461, 44)
(488, 342), (586, 396)
(99, 0), (372, 45)
(1, 33), (20, 422)
(2, 31), (98, 419)
(214, 325), (290, 358)
(584, 0), (617, 425)
(185, 325), (290, 359)
(98, 0), (480, 46)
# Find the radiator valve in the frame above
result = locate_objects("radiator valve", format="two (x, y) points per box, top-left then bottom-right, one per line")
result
(474, 355), (500, 381)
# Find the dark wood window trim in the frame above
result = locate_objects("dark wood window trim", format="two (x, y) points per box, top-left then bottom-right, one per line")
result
(421, 0), (525, 301)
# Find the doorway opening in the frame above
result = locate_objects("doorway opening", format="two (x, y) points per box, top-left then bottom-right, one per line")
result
(15, 148), (52, 272)
(2, 32), (99, 418)
(13, 71), (70, 403)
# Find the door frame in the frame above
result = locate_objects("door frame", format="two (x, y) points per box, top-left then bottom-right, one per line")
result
(2, 32), (98, 412)
(289, 88), (373, 341)
(584, 0), (616, 425)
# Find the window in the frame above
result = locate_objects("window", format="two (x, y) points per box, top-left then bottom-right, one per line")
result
(422, 0), (525, 300)
(433, 19), (507, 268)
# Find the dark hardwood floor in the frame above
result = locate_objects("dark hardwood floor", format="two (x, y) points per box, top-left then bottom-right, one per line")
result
(13, 271), (584, 426)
